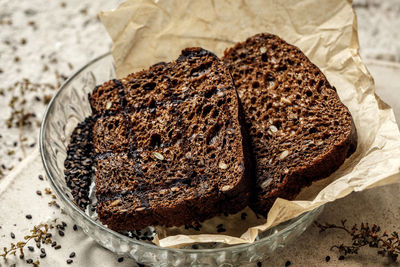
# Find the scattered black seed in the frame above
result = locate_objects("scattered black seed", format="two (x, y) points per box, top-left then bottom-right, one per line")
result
(26, 259), (33, 264)
(338, 255), (345, 260)
(285, 260), (291, 267)
(62, 221), (67, 227)
(67, 259), (73, 264)
(257, 262), (262, 267)
(13, 141), (17, 147)
(26, 214), (32, 219)
(117, 257), (124, 262)
(73, 224), (78, 231)
(241, 212), (247, 220)
(36, 190), (42, 196)
(41, 248), (45, 253)
(51, 241), (57, 247)
(217, 228), (226, 233)
(10, 232), (15, 239)
(59, 230), (64, 236)
(36, 242), (41, 249)
(325, 256), (330, 262)
(30, 143), (36, 147)
(38, 174), (44, 180)
(54, 245), (61, 250)
(69, 252), (75, 258)
(185, 221), (202, 231)
(40, 252), (46, 258)
(19, 254), (24, 259)
(28, 246), (34, 251)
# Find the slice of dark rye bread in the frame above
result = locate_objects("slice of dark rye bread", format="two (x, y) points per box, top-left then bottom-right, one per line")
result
(90, 47), (252, 231)
(222, 33), (357, 216)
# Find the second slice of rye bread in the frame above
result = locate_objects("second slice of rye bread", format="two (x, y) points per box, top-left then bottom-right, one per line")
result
(223, 33), (357, 216)
(90, 48), (252, 231)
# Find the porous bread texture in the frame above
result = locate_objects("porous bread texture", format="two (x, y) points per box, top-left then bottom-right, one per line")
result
(223, 33), (357, 216)
(90, 47), (251, 231)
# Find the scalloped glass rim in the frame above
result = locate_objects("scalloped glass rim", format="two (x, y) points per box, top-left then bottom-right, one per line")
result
(39, 52), (322, 258)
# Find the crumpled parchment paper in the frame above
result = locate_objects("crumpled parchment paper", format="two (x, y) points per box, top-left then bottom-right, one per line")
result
(99, 0), (400, 247)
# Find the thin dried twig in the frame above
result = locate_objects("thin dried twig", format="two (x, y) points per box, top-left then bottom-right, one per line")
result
(1, 223), (54, 261)
(315, 220), (400, 262)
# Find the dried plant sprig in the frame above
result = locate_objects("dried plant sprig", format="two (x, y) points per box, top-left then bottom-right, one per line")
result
(1, 223), (54, 261)
(2, 72), (68, 157)
(315, 219), (400, 262)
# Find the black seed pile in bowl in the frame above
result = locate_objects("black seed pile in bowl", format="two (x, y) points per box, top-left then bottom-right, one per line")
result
(64, 116), (159, 243)
(64, 116), (96, 210)
(122, 229), (156, 242)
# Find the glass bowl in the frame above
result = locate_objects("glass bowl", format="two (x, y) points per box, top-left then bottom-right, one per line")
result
(39, 53), (323, 266)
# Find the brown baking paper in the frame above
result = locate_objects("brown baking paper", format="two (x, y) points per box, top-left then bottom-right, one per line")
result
(99, 0), (400, 247)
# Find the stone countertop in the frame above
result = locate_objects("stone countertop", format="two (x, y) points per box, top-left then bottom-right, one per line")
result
(355, 0), (400, 63)
(0, 0), (399, 266)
